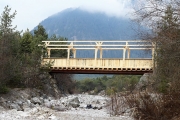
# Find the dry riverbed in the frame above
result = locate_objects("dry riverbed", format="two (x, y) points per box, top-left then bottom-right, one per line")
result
(0, 89), (133, 120)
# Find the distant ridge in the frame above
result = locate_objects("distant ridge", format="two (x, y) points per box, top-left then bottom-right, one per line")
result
(34, 8), (139, 40)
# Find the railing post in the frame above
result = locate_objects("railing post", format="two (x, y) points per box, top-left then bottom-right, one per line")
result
(67, 48), (70, 68)
(126, 42), (130, 59)
(67, 48), (70, 59)
(73, 49), (76, 58)
(94, 48), (98, 68)
(123, 42), (128, 60)
(47, 49), (51, 58)
(100, 48), (103, 59)
(127, 49), (130, 59)
(123, 48), (126, 60)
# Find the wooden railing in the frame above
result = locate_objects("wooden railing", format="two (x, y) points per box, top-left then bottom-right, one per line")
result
(42, 58), (153, 71)
(40, 40), (154, 74)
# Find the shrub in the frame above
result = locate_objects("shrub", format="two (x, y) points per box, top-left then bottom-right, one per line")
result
(0, 85), (9, 94)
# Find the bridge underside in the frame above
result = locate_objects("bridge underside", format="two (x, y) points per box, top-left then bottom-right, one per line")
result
(49, 67), (153, 75)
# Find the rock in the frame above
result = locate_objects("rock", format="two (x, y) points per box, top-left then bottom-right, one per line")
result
(9, 103), (22, 111)
(39, 97), (44, 103)
(48, 114), (57, 120)
(53, 106), (67, 111)
(86, 104), (92, 109)
(0, 97), (6, 103)
(42, 94), (48, 99)
(23, 107), (31, 112)
(44, 102), (52, 108)
(1, 102), (7, 108)
(30, 103), (35, 108)
(48, 97), (52, 101)
(31, 92), (37, 98)
(69, 97), (80, 108)
(70, 97), (80, 104)
(96, 100), (100, 104)
(135, 73), (152, 91)
(98, 106), (102, 110)
(69, 102), (80, 108)
(22, 102), (30, 109)
(26, 100), (31, 105)
(98, 90), (106, 96)
(90, 90), (95, 94)
(14, 100), (23, 107)
(31, 97), (41, 105)
(92, 105), (103, 110)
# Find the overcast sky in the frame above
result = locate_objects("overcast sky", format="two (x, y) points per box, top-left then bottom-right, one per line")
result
(0, 0), (134, 31)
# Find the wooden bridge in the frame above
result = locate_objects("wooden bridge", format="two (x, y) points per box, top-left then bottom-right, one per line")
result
(41, 40), (154, 74)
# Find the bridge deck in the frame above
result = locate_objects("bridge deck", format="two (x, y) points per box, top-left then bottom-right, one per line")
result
(42, 58), (153, 74)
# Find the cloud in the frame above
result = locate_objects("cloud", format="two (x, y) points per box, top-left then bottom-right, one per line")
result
(78, 0), (134, 18)
(0, 0), (134, 31)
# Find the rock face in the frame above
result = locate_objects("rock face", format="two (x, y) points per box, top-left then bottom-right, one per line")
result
(135, 73), (153, 91)
(39, 72), (61, 98)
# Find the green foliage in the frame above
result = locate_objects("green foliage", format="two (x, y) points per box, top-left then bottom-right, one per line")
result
(0, 6), (64, 90)
(76, 78), (96, 92)
(34, 24), (48, 39)
(20, 29), (33, 54)
(0, 85), (9, 94)
(76, 75), (141, 94)
(48, 35), (69, 57)
(0, 5), (21, 89)
(0, 5), (17, 35)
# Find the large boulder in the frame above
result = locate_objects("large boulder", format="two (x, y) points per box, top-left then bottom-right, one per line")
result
(135, 73), (153, 91)
(68, 97), (80, 108)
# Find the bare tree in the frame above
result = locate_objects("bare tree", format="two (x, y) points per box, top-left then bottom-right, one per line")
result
(133, 0), (180, 92)
(120, 1), (180, 119)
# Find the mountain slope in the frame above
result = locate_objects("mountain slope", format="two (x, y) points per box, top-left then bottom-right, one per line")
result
(36, 8), (138, 40)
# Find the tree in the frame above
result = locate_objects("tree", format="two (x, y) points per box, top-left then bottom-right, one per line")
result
(20, 29), (33, 55)
(0, 5), (21, 91)
(48, 34), (69, 57)
(34, 24), (48, 39)
(124, 1), (180, 119)
(133, 0), (180, 93)
(154, 5), (180, 92)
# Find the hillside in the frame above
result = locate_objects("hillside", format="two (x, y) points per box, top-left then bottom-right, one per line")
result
(35, 8), (138, 40)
